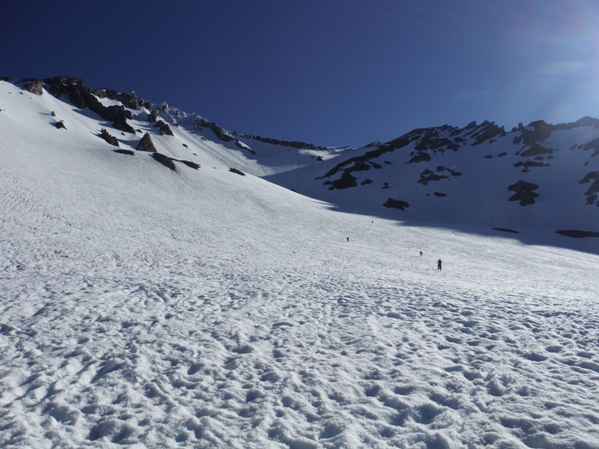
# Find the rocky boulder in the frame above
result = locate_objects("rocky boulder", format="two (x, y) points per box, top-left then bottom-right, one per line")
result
(100, 129), (119, 147)
(23, 79), (44, 95)
(154, 120), (174, 136)
(148, 110), (159, 123)
(136, 133), (157, 152)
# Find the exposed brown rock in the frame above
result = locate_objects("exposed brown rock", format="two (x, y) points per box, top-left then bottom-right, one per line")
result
(44, 76), (135, 133)
(151, 153), (177, 171)
(100, 129), (119, 147)
(24, 79), (43, 95)
(154, 120), (174, 136)
(136, 132), (157, 152)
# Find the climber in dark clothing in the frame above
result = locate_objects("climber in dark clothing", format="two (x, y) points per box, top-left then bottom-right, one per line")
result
(437, 259), (442, 270)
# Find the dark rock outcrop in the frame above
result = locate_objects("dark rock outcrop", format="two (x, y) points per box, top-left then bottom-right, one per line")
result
(520, 143), (555, 158)
(407, 150), (432, 164)
(176, 159), (200, 170)
(512, 120), (553, 146)
(513, 160), (550, 172)
(23, 79), (44, 95)
(44, 76), (135, 133)
(469, 120), (506, 145)
(237, 133), (321, 151)
(507, 181), (539, 206)
(418, 169), (447, 185)
(136, 133), (157, 152)
(579, 171), (599, 205)
(234, 139), (256, 154)
(556, 230), (599, 238)
(154, 120), (174, 136)
(114, 149), (134, 155)
(323, 171), (358, 190)
(148, 110), (159, 123)
(100, 128), (119, 147)
(151, 153), (177, 171)
(229, 168), (246, 176)
(417, 166), (461, 185)
(383, 198), (409, 210)
(583, 138), (599, 158)
(318, 136), (413, 188)
(194, 117), (235, 142)
(414, 129), (460, 153)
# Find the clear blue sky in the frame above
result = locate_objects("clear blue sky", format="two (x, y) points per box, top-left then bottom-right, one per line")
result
(3, 0), (599, 147)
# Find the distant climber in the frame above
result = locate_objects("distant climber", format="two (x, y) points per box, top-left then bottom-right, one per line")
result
(420, 251), (423, 256)
(437, 259), (442, 270)
(347, 237), (349, 242)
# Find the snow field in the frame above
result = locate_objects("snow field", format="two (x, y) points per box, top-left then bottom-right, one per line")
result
(1, 81), (599, 448)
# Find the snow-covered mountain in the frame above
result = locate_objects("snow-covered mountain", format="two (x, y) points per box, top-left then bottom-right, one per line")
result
(6, 76), (599, 237)
(1, 76), (599, 448)
(271, 118), (599, 235)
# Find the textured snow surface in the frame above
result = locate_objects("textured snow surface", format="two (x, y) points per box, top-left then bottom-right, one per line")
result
(1, 82), (599, 448)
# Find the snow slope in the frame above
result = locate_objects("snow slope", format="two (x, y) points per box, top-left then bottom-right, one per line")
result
(262, 121), (599, 234)
(1, 80), (599, 448)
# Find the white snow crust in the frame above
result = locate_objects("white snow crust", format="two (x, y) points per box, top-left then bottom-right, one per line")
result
(1, 82), (599, 448)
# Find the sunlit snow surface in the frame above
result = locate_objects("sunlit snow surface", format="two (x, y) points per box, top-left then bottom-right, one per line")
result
(1, 82), (599, 448)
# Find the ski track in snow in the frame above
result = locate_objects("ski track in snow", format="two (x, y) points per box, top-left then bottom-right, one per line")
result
(1, 82), (599, 448)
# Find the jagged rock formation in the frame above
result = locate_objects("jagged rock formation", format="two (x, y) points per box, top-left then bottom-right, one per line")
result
(194, 116), (235, 142)
(148, 110), (159, 123)
(100, 128), (119, 147)
(43, 76), (136, 133)
(303, 116), (598, 233)
(23, 79), (43, 95)
(136, 133), (157, 152)
(154, 120), (174, 136)
(234, 133), (325, 151)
